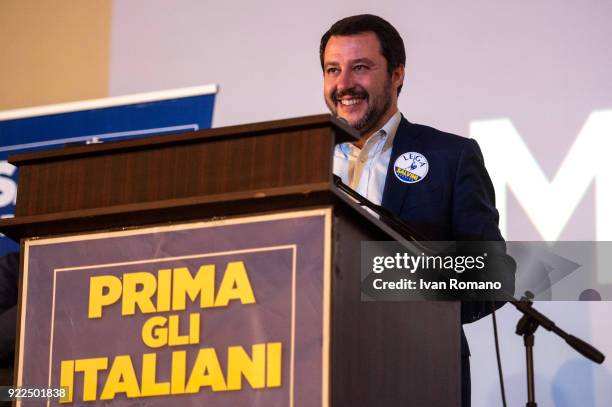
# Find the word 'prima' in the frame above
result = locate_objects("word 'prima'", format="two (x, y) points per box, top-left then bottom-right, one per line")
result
(88, 261), (256, 318)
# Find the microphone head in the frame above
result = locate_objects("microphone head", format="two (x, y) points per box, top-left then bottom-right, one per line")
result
(334, 116), (349, 125)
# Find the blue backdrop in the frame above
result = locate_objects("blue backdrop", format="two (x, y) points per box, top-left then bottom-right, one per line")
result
(0, 88), (216, 255)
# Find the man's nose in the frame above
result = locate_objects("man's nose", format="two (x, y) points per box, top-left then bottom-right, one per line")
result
(336, 70), (354, 91)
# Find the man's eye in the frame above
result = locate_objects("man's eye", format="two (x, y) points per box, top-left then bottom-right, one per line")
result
(326, 67), (339, 74)
(354, 65), (368, 71)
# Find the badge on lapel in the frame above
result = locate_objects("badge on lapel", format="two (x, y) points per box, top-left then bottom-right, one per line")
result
(393, 152), (429, 183)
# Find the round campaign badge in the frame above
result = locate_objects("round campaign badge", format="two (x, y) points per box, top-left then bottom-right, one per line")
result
(394, 152), (429, 183)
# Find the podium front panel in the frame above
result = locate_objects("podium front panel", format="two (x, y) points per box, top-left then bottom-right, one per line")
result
(16, 209), (332, 406)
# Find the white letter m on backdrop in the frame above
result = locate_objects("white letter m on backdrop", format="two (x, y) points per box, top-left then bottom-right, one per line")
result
(470, 110), (612, 244)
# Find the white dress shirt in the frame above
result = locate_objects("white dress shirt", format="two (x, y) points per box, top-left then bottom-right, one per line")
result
(333, 110), (402, 205)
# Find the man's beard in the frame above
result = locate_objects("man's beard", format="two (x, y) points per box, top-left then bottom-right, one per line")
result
(329, 80), (393, 135)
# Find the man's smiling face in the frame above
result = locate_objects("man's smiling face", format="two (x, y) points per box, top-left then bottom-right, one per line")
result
(323, 32), (402, 138)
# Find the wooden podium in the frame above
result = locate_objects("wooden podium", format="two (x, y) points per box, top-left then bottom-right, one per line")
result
(1, 115), (460, 406)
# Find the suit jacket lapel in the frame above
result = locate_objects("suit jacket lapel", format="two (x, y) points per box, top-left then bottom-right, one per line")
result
(381, 116), (424, 214)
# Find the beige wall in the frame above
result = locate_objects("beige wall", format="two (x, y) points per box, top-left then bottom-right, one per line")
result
(0, 0), (112, 110)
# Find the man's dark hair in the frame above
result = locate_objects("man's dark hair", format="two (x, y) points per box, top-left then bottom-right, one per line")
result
(319, 14), (406, 93)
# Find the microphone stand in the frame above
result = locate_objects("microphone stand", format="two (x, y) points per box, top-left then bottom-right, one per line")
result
(333, 175), (606, 406)
(510, 294), (605, 407)
(514, 295), (539, 407)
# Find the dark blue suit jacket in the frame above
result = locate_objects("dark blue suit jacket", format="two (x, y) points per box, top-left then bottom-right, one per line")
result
(380, 116), (508, 406)
(382, 117), (502, 243)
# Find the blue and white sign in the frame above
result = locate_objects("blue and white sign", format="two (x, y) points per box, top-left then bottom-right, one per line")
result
(0, 84), (217, 255)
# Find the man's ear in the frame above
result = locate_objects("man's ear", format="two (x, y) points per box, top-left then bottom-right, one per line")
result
(393, 64), (405, 90)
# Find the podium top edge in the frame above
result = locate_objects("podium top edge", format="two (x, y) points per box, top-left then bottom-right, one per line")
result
(8, 114), (360, 166)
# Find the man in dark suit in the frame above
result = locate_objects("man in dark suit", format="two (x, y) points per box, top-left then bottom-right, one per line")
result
(321, 14), (512, 406)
